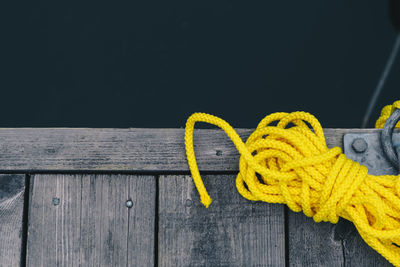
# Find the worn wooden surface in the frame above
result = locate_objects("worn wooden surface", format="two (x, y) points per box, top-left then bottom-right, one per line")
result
(343, 227), (392, 266)
(288, 212), (344, 267)
(0, 174), (26, 267)
(0, 128), (396, 266)
(158, 174), (285, 267)
(26, 174), (155, 267)
(0, 128), (381, 172)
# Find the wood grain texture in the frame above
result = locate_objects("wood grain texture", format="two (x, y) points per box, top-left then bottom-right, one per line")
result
(342, 226), (392, 266)
(0, 174), (26, 267)
(26, 174), (155, 267)
(288, 212), (344, 266)
(0, 128), (382, 172)
(158, 174), (285, 267)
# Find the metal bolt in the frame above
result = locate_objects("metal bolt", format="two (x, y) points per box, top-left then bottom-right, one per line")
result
(352, 138), (368, 153)
(185, 199), (192, 207)
(125, 199), (133, 208)
(216, 150), (223, 156)
(52, 197), (60, 206)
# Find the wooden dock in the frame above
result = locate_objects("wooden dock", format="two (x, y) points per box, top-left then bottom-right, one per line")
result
(0, 128), (394, 266)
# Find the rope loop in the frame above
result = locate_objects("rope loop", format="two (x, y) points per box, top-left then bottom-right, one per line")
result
(376, 100), (400, 128)
(185, 110), (400, 266)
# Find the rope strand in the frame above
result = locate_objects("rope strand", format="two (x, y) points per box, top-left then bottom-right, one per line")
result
(185, 105), (400, 266)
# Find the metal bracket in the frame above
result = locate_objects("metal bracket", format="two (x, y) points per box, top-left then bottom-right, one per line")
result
(344, 132), (400, 175)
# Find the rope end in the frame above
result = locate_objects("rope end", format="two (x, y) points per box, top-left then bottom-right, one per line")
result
(200, 195), (212, 208)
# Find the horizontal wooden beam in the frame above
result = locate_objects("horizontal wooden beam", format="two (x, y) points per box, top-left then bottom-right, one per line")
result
(0, 128), (381, 172)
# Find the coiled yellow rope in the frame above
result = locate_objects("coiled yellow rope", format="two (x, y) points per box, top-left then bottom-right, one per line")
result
(185, 101), (400, 266)
(376, 100), (400, 128)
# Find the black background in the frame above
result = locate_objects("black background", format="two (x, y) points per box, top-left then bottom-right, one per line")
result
(1, 0), (399, 128)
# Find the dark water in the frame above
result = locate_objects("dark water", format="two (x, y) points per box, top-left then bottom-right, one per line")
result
(1, 1), (399, 128)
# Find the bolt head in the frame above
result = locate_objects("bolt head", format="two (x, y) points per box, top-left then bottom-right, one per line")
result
(352, 138), (368, 153)
(125, 199), (133, 208)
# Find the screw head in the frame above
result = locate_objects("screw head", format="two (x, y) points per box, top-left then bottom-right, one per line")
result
(352, 138), (368, 153)
(216, 150), (223, 156)
(125, 199), (133, 208)
(52, 197), (60, 206)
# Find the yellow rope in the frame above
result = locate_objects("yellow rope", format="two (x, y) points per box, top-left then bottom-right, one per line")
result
(185, 101), (400, 266)
(376, 100), (400, 128)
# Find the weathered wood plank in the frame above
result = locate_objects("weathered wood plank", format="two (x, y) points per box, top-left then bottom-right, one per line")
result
(26, 174), (155, 267)
(0, 174), (26, 267)
(0, 128), (385, 172)
(343, 226), (392, 266)
(158, 174), (285, 266)
(288, 212), (344, 266)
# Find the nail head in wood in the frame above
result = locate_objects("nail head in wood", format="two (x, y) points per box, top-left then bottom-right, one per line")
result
(125, 199), (133, 208)
(52, 197), (60, 206)
(185, 199), (192, 207)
